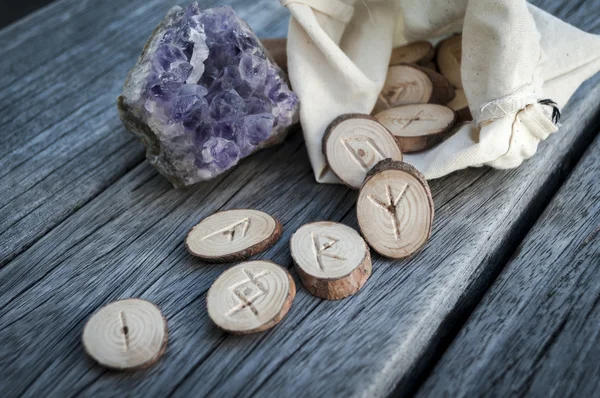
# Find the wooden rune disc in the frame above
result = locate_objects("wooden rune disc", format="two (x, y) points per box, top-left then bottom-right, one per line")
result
(290, 221), (372, 300)
(436, 35), (463, 88)
(207, 260), (296, 334)
(82, 299), (168, 371)
(357, 160), (434, 259)
(390, 41), (435, 66)
(419, 65), (455, 105)
(374, 64), (454, 113)
(375, 104), (457, 153)
(186, 209), (282, 263)
(261, 38), (287, 72)
(323, 114), (403, 189)
(446, 88), (472, 122)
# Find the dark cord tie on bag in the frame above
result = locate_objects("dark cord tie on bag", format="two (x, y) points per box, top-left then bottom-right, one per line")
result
(538, 99), (561, 124)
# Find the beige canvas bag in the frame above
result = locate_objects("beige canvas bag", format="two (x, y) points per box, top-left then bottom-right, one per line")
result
(281, 0), (600, 183)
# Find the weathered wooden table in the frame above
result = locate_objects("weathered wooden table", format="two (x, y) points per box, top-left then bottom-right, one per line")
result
(1, 0), (599, 396)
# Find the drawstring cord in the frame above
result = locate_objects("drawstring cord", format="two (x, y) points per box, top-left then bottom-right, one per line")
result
(538, 99), (561, 124)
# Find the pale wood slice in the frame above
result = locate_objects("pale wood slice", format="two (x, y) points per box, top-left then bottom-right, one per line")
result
(375, 104), (457, 153)
(374, 64), (454, 114)
(357, 160), (434, 259)
(323, 114), (403, 189)
(390, 41), (435, 66)
(82, 299), (168, 371)
(261, 38), (287, 72)
(186, 209), (282, 263)
(436, 34), (463, 88)
(207, 260), (296, 334)
(290, 221), (372, 300)
(446, 88), (473, 122)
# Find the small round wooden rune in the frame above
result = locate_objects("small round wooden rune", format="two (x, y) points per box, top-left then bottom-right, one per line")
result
(186, 209), (282, 263)
(389, 41), (435, 66)
(375, 104), (457, 153)
(373, 64), (455, 114)
(436, 35), (463, 89)
(357, 160), (434, 259)
(82, 299), (168, 371)
(323, 114), (403, 189)
(207, 261), (296, 334)
(290, 221), (371, 300)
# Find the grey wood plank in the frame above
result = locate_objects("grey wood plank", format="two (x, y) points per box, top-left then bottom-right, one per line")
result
(0, 1), (598, 398)
(416, 134), (600, 398)
(0, 0), (290, 266)
(1, 63), (598, 398)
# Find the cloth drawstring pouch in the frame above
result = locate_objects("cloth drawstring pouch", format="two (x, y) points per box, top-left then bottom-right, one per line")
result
(280, 0), (600, 183)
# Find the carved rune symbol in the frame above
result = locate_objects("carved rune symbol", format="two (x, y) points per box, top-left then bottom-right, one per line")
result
(395, 110), (437, 128)
(311, 232), (346, 271)
(204, 217), (251, 242)
(386, 81), (417, 103)
(119, 311), (129, 351)
(368, 183), (409, 239)
(342, 136), (386, 171)
(226, 268), (270, 317)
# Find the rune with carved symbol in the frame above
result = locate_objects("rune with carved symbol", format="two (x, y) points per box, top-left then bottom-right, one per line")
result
(357, 159), (434, 259)
(389, 41), (435, 66)
(207, 261), (296, 334)
(186, 209), (282, 262)
(291, 221), (372, 300)
(82, 298), (168, 371)
(323, 114), (403, 189)
(373, 64), (454, 114)
(375, 104), (457, 153)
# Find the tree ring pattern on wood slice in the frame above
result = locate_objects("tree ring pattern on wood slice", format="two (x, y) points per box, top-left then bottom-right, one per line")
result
(374, 64), (454, 114)
(290, 221), (372, 300)
(374, 65), (433, 113)
(375, 104), (457, 153)
(207, 260), (295, 334)
(186, 209), (282, 262)
(82, 298), (168, 371)
(323, 114), (403, 189)
(357, 160), (434, 259)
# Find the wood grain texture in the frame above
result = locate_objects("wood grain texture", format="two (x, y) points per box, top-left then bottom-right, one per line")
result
(0, 0), (598, 397)
(0, 88), (597, 397)
(0, 0), (290, 266)
(417, 133), (600, 398)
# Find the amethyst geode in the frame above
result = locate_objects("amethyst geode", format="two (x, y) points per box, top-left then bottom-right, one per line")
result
(118, 3), (299, 187)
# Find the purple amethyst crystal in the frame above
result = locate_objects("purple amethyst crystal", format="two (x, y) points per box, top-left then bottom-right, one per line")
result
(118, 3), (299, 187)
